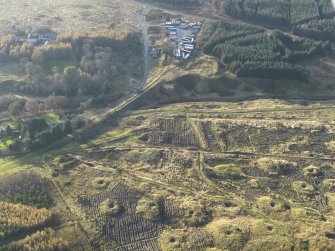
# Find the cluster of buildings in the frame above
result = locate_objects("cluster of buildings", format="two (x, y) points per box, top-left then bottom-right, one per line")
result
(164, 19), (201, 60)
(16, 32), (56, 46)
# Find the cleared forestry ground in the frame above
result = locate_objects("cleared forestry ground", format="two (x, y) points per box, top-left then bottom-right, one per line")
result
(1, 98), (334, 250)
(65, 99), (335, 250)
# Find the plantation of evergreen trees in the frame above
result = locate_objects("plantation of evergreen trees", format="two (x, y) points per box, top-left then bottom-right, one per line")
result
(293, 18), (335, 41)
(223, 0), (334, 27)
(204, 21), (331, 79)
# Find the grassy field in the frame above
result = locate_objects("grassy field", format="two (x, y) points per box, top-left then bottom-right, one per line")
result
(41, 58), (78, 76)
(0, 139), (13, 149)
(0, 63), (24, 82)
(0, 0), (141, 33)
(0, 120), (16, 126)
(0, 157), (26, 176)
(42, 113), (61, 122)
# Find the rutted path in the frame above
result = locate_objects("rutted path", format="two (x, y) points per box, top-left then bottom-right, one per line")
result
(126, 2), (149, 92)
(140, 3), (149, 89)
(89, 0), (150, 122)
(92, 145), (335, 162)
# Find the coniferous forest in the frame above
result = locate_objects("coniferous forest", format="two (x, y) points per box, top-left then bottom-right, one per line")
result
(223, 0), (334, 26)
(204, 21), (331, 79)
